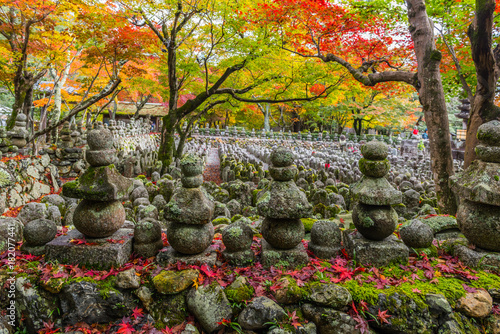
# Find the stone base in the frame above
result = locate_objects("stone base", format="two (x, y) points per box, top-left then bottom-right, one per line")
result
(20, 244), (46, 256)
(343, 230), (409, 267)
(45, 228), (133, 270)
(308, 243), (342, 260)
(453, 244), (500, 272)
(223, 249), (255, 267)
(261, 240), (309, 268)
(156, 246), (217, 267)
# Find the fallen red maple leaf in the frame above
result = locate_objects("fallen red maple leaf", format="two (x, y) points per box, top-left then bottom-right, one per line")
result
(116, 317), (135, 334)
(131, 307), (144, 320)
(377, 309), (391, 324)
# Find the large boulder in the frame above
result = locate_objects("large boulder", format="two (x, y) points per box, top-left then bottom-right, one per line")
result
(186, 284), (233, 333)
(17, 202), (47, 225)
(238, 296), (286, 330)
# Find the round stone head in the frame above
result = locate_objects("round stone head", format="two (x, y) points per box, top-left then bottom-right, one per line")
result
(360, 140), (389, 161)
(475, 120), (500, 163)
(270, 147), (294, 167)
(180, 153), (203, 177)
(87, 122), (114, 151)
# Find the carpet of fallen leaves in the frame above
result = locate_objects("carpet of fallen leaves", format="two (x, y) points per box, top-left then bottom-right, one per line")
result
(1, 233), (499, 334)
(0, 154), (33, 164)
(202, 148), (222, 185)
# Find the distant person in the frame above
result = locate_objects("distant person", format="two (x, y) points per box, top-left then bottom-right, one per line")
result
(422, 129), (428, 139)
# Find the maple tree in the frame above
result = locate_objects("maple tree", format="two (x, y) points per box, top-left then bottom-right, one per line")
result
(0, 0), (153, 148)
(0, 0), (62, 129)
(252, 0), (460, 213)
(29, 3), (156, 145)
(117, 0), (335, 169)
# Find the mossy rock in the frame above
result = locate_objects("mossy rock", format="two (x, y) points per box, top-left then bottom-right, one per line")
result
(231, 214), (243, 223)
(325, 185), (338, 194)
(135, 175), (147, 183)
(421, 215), (458, 234)
(149, 290), (189, 328)
(224, 277), (255, 304)
(301, 218), (317, 233)
(212, 217), (231, 226)
(152, 269), (199, 294)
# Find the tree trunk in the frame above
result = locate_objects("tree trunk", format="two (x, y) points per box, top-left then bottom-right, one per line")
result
(406, 0), (456, 214)
(257, 103), (271, 131)
(158, 114), (177, 171)
(463, 0), (500, 168)
(110, 99), (117, 120)
(353, 118), (362, 136)
(8, 75), (31, 129)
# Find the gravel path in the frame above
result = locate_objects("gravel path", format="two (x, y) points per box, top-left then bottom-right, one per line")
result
(203, 148), (222, 184)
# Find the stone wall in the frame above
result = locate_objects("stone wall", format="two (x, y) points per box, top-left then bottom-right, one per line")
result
(0, 154), (60, 213)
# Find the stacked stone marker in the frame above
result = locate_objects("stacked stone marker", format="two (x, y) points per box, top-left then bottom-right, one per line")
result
(345, 140), (408, 267)
(45, 122), (134, 269)
(451, 120), (500, 268)
(9, 113), (28, 150)
(157, 153), (216, 266)
(257, 147), (312, 268)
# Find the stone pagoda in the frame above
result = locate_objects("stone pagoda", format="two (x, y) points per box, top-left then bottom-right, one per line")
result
(9, 113), (29, 150)
(455, 98), (470, 130)
(345, 140), (408, 267)
(451, 120), (500, 268)
(257, 147), (312, 268)
(45, 122), (134, 269)
(157, 153), (216, 266)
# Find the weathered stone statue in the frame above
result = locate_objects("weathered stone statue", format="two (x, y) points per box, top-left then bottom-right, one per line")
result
(46, 122), (134, 268)
(0, 127), (12, 155)
(351, 141), (401, 240)
(63, 122), (133, 237)
(257, 147), (312, 267)
(157, 153), (216, 265)
(451, 120), (500, 261)
(308, 220), (342, 259)
(9, 113), (29, 149)
(58, 121), (73, 148)
(344, 140), (408, 266)
(222, 220), (254, 266)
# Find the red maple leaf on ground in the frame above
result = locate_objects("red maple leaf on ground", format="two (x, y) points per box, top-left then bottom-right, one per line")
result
(131, 307), (144, 320)
(116, 318), (135, 334)
(39, 321), (60, 334)
(377, 309), (391, 324)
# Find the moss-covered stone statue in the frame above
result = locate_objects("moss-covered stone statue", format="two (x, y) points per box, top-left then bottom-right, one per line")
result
(450, 120), (500, 268)
(351, 140), (401, 240)
(45, 122), (134, 269)
(257, 147), (312, 268)
(62, 122), (132, 237)
(345, 140), (408, 267)
(157, 153), (216, 266)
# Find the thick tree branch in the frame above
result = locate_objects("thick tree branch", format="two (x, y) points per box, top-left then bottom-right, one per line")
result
(321, 53), (418, 87)
(28, 76), (122, 142)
